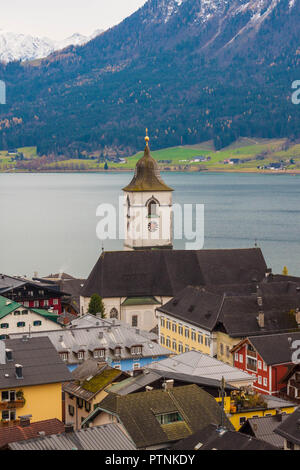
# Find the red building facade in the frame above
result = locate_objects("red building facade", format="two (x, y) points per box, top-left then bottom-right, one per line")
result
(232, 339), (291, 396)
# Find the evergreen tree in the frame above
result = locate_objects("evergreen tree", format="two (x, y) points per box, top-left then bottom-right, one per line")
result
(88, 294), (106, 317)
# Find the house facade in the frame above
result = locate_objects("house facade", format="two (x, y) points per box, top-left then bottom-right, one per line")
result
(231, 333), (300, 395)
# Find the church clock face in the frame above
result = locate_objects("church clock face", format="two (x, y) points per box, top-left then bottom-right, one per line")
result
(148, 221), (159, 233)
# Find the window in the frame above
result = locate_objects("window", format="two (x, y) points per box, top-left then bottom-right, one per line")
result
(161, 318), (165, 328)
(33, 321), (42, 327)
(53, 299), (59, 305)
(226, 346), (230, 358)
(0, 323), (9, 329)
(115, 347), (121, 356)
(220, 344), (224, 355)
(60, 352), (68, 362)
(77, 398), (83, 409)
(263, 377), (268, 387)
(33, 301), (39, 308)
(110, 308), (118, 319)
(131, 346), (142, 355)
(160, 335), (165, 345)
(132, 316), (138, 327)
(14, 311), (21, 316)
(2, 409), (16, 421)
(166, 337), (171, 348)
(44, 300), (49, 307)
(178, 325), (183, 336)
(166, 320), (171, 330)
(172, 340), (177, 351)
(17, 322), (26, 328)
(1, 391), (15, 402)
(205, 336), (210, 347)
(94, 349), (105, 358)
(198, 333), (203, 344)
(178, 343), (183, 353)
(78, 351), (84, 360)
(258, 360), (262, 369)
(172, 323), (177, 333)
(239, 354), (243, 363)
(239, 417), (246, 426)
(28, 291), (34, 297)
(235, 353), (238, 362)
(148, 199), (158, 218)
(185, 329), (190, 339)
(23, 302), (29, 307)
(258, 376), (262, 384)
(85, 402), (91, 413)
(263, 363), (268, 371)
(185, 345), (189, 352)
(68, 405), (75, 417)
(156, 412), (183, 425)
(22, 310), (28, 315)
(191, 330), (196, 341)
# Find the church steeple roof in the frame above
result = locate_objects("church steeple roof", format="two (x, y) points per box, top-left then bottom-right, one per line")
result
(123, 130), (173, 192)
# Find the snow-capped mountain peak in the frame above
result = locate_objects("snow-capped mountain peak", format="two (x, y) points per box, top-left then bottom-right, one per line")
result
(0, 29), (104, 63)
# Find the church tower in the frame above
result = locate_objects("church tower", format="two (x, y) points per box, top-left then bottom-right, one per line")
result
(123, 130), (173, 251)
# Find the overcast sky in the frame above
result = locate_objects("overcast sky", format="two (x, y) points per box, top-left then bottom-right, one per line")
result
(0, 0), (147, 39)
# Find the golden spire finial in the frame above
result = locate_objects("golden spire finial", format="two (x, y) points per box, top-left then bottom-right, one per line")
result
(145, 128), (150, 146)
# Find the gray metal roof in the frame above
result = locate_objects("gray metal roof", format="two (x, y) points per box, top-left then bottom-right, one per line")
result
(0, 337), (72, 388)
(240, 415), (288, 448)
(10, 315), (171, 365)
(147, 351), (254, 385)
(8, 423), (136, 450)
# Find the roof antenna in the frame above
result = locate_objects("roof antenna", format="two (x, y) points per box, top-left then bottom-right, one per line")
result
(101, 242), (104, 253)
(254, 239), (258, 247)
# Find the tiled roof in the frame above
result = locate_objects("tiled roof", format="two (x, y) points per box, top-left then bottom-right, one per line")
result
(159, 280), (300, 337)
(0, 336), (73, 388)
(81, 248), (267, 298)
(84, 384), (233, 448)
(8, 423), (136, 450)
(274, 407), (300, 446)
(147, 351), (254, 385)
(0, 419), (65, 449)
(172, 423), (279, 450)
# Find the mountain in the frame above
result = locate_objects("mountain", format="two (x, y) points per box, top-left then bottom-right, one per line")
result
(0, 29), (104, 63)
(0, 0), (299, 155)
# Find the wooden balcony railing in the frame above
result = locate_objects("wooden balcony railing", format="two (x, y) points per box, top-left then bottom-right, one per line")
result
(0, 400), (25, 410)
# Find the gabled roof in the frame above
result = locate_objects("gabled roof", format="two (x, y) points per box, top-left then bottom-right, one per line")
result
(83, 384), (233, 448)
(0, 419), (65, 449)
(172, 423), (279, 450)
(8, 423), (136, 451)
(81, 248), (267, 298)
(232, 332), (300, 365)
(159, 281), (300, 337)
(0, 295), (59, 324)
(147, 351), (253, 385)
(0, 337), (72, 388)
(274, 408), (300, 446)
(0, 274), (67, 297)
(239, 414), (288, 448)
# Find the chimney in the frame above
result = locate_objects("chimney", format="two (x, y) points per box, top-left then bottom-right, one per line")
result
(15, 364), (23, 379)
(19, 415), (32, 427)
(163, 379), (174, 391)
(5, 349), (13, 362)
(257, 311), (264, 329)
(65, 423), (74, 434)
(145, 386), (153, 392)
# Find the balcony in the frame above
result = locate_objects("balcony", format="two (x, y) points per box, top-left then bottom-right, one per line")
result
(247, 350), (257, 359)
(246, 362), (257, 373)
(0, 399), (25, 410)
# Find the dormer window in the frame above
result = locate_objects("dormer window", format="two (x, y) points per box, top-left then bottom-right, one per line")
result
(94, 349), (105, 359)
(156, 412), (183, 425)
(78, 351), (84, 360)
(0, 323), (9, 329)
(131, 346), (142, 355)
(115, 347), (121, 356)
(60, 352), (68, 362)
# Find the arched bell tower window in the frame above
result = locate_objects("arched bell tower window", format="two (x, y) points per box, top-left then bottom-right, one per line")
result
(110, 308), (118, 319)
(147, 198), (159, 218)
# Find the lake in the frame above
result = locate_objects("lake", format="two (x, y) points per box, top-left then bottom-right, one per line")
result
(0, 172), (299, 278)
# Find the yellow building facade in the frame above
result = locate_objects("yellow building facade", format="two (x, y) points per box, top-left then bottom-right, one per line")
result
(216, 332), (243, 366)
(157, 312), (216, 356)
(0, 382), (63, 425)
